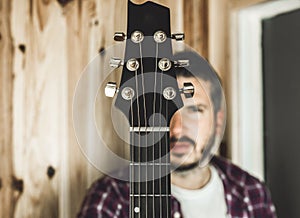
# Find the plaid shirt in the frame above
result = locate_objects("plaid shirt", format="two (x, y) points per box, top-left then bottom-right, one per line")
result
(77, 156), (276, 218)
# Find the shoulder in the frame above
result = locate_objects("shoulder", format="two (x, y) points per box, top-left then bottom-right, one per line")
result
(90, 175), (130, 197)
(77, 175), (130, 218)
(212, 156), (277, 217)
(211, 155), (261, 186)
(211, 155), (269, 195)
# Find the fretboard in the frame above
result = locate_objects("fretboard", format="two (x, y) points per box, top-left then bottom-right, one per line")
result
(130, 131), (171, 218)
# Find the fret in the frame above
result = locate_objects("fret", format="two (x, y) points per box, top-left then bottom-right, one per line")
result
(130, 127), (170, 132)
(130, 194), (171, 197)
(130, 162), (170, 166)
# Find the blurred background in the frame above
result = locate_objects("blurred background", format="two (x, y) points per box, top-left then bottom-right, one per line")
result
(1, 0), (299, 217)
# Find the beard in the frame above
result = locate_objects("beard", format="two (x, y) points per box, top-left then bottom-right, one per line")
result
(170, 130), (217, 173)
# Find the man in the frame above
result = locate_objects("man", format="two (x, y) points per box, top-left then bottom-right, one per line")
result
(77, 51), (276, 218)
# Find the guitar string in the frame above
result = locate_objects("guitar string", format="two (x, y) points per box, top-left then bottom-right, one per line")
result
(153, 42), (159, 217)
(134, 67), (141, 218)
(139, 42), (148, 218)
(166, 40), (170, 218)
(159, 61), (164, 218)
(130, 98), (134, 218)
(165, 97), (169, 218)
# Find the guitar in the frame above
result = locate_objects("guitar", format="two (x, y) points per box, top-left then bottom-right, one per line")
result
(105, 1), (193, 217)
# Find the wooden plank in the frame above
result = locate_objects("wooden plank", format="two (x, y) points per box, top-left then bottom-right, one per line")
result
(10, 0), (68, 217)
(184, 0), (209, 58)
(0, 0), (15, 217)
(208, 0), (268, 159)
(64, 1), (91, 217)
(64, 0), (128, 216)
(209, 0), (267, 78)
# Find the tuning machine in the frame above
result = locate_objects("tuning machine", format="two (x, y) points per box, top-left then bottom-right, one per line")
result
(180, 82), (194, 98)
(171, 33), (185, 41)
(105, 82), (119, 98)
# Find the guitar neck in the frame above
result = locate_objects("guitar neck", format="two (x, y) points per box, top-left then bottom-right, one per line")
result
(130, 131), (171, 217)
(113, 1), (184, 217)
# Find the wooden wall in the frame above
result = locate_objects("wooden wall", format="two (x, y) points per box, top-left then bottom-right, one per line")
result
(0, 0), (14, 217)
(208, 0), (267, 159)
(0, 0), (266, 217)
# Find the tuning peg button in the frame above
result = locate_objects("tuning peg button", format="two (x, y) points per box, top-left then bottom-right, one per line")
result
(105, 82), (119, 98)
(110, 57), (124, 68)
(174, 60), (189, 68)
(171, 33), (185, 41)
(114, 32), (127, 41)
(180, 82), (194, 98)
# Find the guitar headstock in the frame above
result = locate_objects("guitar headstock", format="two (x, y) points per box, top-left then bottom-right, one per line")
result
(106, 1), (192, 129)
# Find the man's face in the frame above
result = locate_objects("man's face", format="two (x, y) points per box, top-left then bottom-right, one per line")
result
(169, 76), (217, 168)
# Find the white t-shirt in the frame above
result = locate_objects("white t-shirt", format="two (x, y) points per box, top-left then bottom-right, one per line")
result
(171, 165), (228, 218)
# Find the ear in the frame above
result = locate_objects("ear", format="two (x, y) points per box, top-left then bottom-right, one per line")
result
(215, 110), (225, 136)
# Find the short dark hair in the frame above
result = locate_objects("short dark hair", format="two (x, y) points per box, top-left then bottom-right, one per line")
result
(173, 51), (223, 114)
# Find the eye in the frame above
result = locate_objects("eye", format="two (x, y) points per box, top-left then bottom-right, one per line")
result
(188, 105), (205, 113)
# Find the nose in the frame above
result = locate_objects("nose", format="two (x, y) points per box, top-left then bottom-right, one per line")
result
(170, 110), (183, 137)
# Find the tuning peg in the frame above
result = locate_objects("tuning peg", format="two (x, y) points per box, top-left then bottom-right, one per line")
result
(171, 33), (185, 41)
(110, 57), (124, 68)
(180, 82), (194, 98)
(174, 60), (189, 68)
(114, 32), (127, 41)
(105, 82), (119, 98)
